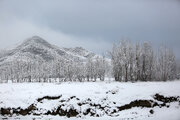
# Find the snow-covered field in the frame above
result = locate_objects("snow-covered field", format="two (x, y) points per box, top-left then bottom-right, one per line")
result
(0, 81), (180, 120)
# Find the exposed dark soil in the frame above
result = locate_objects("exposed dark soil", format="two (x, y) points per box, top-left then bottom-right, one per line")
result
(117, 93), (180, 112)
(37, 95), (62, 102)
(149, 109), (154, 114)
(1, 104), (36, 116)
(153, 93), (179, 103)
(45, 105), (79, 118)
(117, 100), (154, 111)
(0, 93), (179, 118)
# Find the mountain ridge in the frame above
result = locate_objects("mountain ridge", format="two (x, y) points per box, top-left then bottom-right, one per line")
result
(0, 36), (99, 65)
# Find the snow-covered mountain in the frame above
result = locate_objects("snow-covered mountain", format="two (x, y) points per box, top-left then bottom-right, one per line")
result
(0, 36), (99, 64)
(0, 49), (8, 58)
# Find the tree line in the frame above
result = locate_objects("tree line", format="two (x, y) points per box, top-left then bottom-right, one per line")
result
(110, 40), (176, 82)
(0, 40), (178, 83)
(0, 55), (111, 83)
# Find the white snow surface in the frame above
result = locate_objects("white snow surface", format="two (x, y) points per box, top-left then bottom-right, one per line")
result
(0, 80), (180, 120)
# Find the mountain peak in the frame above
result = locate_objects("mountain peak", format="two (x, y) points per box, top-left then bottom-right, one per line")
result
(25, 36), (47, 44)
(31, 35), (43, 40)
(18, 35), (53, 49)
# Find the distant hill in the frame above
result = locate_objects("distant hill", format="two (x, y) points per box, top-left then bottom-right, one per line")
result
(0, 36), (100, 65)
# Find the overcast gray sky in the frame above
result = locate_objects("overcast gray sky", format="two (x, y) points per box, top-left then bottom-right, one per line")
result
(0, 0), (180, 58)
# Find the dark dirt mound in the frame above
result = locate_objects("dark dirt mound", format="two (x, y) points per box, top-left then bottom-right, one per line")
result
(117, 100), (154, 111)
(45, 105), (79, 118)
(0, 108), (11, 116)
(153, 93), (179, 103)
(37, 95), (62, 102)
(1, 104), (36, 116)
(0, 94), (179, 117)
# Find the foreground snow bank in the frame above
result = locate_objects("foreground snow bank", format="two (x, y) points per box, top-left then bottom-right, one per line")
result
(0, 81), (180, 119)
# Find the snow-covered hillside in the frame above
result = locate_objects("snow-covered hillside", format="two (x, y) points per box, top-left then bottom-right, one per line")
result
(0, 80), (180, 120)
(63, 47), (96, 58)
(0, 36), (100, 64)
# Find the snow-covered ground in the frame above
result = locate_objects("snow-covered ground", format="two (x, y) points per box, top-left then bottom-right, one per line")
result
(0, 80), (180, 120)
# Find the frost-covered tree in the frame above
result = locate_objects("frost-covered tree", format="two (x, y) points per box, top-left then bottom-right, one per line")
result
(140, 42), (154, 81)
(110, 40), (135, 82)
(95, 55), (107, 81)
(85, 58), (94, 81)
(74, 61), (86, 82)
(110, 40), (176, 82)
(134, 42), (141, 81)
(156, 46), (176, 81)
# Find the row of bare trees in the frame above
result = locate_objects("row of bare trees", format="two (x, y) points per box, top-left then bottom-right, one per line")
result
(0, 56), (110, 83)
(110, 40), (176, 82)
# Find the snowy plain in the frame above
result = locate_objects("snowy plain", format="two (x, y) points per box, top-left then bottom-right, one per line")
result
(0, 80), (180, 120)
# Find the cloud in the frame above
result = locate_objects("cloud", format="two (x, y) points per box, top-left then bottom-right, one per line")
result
(0, 0), (180, 58)
(0, 17), (110, 54)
